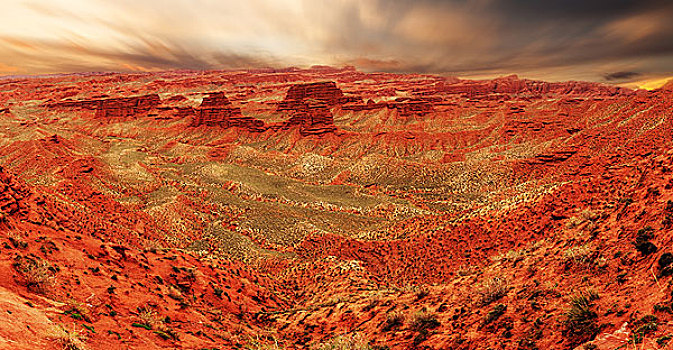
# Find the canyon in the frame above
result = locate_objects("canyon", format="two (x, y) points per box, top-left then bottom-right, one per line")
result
(0, 66), (672, 349)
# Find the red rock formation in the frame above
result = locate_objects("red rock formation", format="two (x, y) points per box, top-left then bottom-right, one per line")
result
(192, 92), (265, 131)
(439, 75), (631, 97)
(47, 94), (161, 119)
(282, 104), (337, 136)
(342, 98), (434, 117)
(389, 98), (434, 117)
(0, 168), (22, 218)
(277, 82), (346, 135)
(282, 81), (344, 106)
(342, 99), (387, 112)
(95, 94), (160, 118)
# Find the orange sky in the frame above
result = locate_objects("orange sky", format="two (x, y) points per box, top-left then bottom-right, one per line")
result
(1, 0), (672, 86)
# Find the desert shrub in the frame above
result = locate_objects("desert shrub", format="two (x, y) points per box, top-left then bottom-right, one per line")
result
(46, 324), (88, 350)
(456, 264), (480, 276)
(381, 312), (404, 332)
(631, 315), (658, 344)
(658, 253), (673, 276)
(478, 277), (508, 305)
(12, 255), (55, 293)
(414, 286), (429, 300)
(410, 310), (440, 332)
(566, 209), (598, 229)
(657, 335), (672, 347)
(491, 249), (527, 264)
(483, 304), (507, 325)
(7, 230), (28, 249)
(633, 227), (657, 255)
(313, 333), (371, 350)
(63, 301), (92, 323)
(564, 245), (594, 265)
(245, 335), (283, 350)
(135, 305), (179, 340)
(563, 291), (600, 346)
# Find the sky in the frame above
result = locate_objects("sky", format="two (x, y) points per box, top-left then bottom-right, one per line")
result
(1, 0), (672, 86)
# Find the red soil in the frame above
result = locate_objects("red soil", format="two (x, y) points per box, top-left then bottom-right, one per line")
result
(0, 68), (672, 349)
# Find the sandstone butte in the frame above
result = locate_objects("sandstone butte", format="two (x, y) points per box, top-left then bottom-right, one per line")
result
(0, 66), (672, 349)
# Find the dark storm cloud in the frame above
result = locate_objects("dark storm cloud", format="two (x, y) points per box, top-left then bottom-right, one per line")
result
(603, 71), (641, 81)
(493, 0), (666, 17)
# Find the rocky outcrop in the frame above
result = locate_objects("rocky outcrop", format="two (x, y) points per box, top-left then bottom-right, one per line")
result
(192, 92), (265, 131)
(280, 81), (344, 108)
(528, 147), (578, 165)
(47, 94), (161, 119)
(277, 82), (348, 135)
(0, 166), (30, 219)
(389, 98), (434, 117)
(342, 98), (434, 117)
(282, 104), (337, 136)
(342, 99), (387, 112)
(439, 75), (631, 97)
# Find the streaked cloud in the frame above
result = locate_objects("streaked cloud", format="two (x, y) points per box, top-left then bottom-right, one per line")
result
(0, 0), (671, 83)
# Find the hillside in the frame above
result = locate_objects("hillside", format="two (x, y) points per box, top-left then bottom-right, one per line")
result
(0, 67), (672, 349)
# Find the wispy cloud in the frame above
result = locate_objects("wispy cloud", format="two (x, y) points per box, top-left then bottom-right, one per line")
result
(0, 0), (671, 82)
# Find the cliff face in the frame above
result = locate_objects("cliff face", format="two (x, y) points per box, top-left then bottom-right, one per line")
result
(282, 104), (337, 136)
(47, 94), (161, 118)
(438, 75), (631, 97)
(276, 82), (346, 135)
(281, 81), (345, 107)
(192, 92), (265, 131)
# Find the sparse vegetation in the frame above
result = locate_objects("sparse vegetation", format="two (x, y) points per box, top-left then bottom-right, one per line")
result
(46, 324), (88, 350)
(633, 226), (657, 255)
(133, 306), (179, 340)
(566, 209), (598, 230)
(313, 333), (371, 350)
(457, 264), (480, 276)
(564, 245), (594, 265)
(410, 310), (440, 332)
(63, 301), (92, 323)
(12, 255), (55, 293)
(483, 304), (507, 325)
(381, 312), (404, 332)
(563, 291), (600, 346)
(491, 248), (527, 265)
(478, 277), (508, 305)
(245, 334), (283, 350)
(631, 315), (658, 344)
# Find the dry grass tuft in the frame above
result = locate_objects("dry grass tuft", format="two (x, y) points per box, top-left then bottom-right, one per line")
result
(46, 324), (88, 350)
(314, 333), (371, 350)
(478, 276), (509, 305)
(12, 255), (55, 293)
